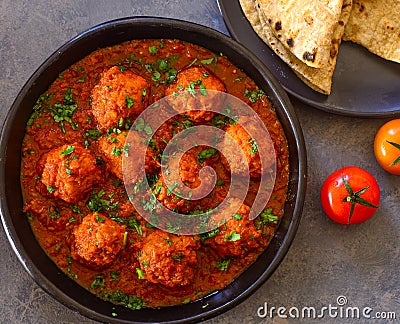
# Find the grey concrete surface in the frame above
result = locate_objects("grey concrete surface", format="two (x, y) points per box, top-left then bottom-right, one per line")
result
(0, 1), (399, 323)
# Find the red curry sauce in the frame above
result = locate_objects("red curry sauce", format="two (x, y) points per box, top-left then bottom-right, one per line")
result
(20, 39), (289, 309)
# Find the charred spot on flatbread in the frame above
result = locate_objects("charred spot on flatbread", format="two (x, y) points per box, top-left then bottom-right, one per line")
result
(303, 51), (316, 62)
(287, 38), (294, 47)
(275, 21), (282, 31)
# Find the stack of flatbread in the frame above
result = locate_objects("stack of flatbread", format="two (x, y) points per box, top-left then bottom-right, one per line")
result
(239, 0), (400, 95)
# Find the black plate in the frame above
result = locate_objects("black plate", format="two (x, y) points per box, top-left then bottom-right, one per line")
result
(218, 0), (400, 117)
(0, 17), (306, 323)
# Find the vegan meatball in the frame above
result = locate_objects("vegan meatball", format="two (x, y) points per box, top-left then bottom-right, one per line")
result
(41, 143), (102, 203)
(98, 130), (159, 185)
(219, 116), (275, 178)
(91, 66), (150, 130)
(139, 230), (200, 287)
(204, 203), (262, 258)
(164, 67), (226, 122)
(70, 212), (126, 270)
(154, 146), (221, 214)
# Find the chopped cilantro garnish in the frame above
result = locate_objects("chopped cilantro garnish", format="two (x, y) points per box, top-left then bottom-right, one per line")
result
(122, 143), (130, 157)
(112, 146), (122, 157)
(99, 290), (146, 310)
(171, 253), (185, 261)
(199, 85), (208, 96)
(128, 217), (143, 236)
(255, 207), (279, 229)
(60, 145), (75, 157)
(125, 94), (134, 109)
(84, 129), (102, 140)
(87, 190), (119, 212)
(110, 271), (119, 281)
(248, 138), (258, 155)
(200, 57), (214, 65)
(27, 93), (52, 126)
(200, 227), (219, 241)
(244, 88), (265, 103)
(47, 185), (56, 194)
(214, 257), (231, 271)
(134, 117), (153, 135)
(149, 45), (158, 54)
(95, 213), (106, 223)
(197, 148), (217, 163)
(224, 231), (241, 242)
(136, 268), (145, 279)
(50, 88), (78, 133)
(90, 275), (105, 290)
(164, 237), (173, 246)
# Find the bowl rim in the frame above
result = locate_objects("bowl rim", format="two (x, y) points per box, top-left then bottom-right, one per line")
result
(0, 16), (307, 323)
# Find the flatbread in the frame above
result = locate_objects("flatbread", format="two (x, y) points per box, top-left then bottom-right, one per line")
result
(239, 0), (352, 94)
(343, 0), (400, 63)
(256, 0), (346, 68)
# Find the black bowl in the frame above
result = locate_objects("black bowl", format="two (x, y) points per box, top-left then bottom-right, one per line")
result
(0, 17), (306, 323)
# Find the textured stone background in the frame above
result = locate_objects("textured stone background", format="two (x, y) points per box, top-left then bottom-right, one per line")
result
(0, 1), (399, 323)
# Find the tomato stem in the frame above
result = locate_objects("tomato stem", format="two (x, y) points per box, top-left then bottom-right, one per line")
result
(386, 140), (400, 166)
(341, 176), (378, 224)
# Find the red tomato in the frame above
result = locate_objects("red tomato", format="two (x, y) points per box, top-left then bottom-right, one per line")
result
(374, 119), (400, 175)
(320, 166), (380, 224)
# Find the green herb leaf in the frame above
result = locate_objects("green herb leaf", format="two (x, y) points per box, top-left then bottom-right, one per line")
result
(112, 146), (122, 157)
(50, 88), (78, 133)
(47, 185), (56, 194)
(255, 207), (279, 229)
(99, 290), (146, 310)
(128, 217), (143, 236)
(90, 275), (105, 290)
(171, 253), (185, 261)
(164, 237), (173, 246)
(125, 94), (134, 109)
(248, 138), (258, 155)
(149, 46), (158, 55)
(244, 88), (265, 103)
(197, 148), (217, 163)
(60, 145), (75, 157)
(110, 271), (119, 281)
(95, 213), (106, 223)
(200, 227), (219, 241)
(136, 268), (145, 279)
(224, 231), (241, 242)
(213, 257), (231, 271)
(200, 57), (214, 65)
(84, 129), (102, 140)
(87, 190), (119, 212)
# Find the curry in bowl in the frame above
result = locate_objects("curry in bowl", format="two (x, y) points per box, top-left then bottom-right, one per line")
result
(20, 37), (289, 310)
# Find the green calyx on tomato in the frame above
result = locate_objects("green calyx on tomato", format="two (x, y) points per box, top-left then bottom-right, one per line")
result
(341, 175), (379, 224)
(386, 140), (400, 166)
(320, 166), (380, 225)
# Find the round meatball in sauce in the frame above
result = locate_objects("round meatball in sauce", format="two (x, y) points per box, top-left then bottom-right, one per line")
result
(164, 66), (226, 122)
(40, 143), (102, 204)
(153, 146), (223, 214)
(70, 212), (126, 270)
(91, 66), (150, 130)
(139, 230), (200, 287)
(98, 130), (160, 185)
(219, 116), (275, 178)
(204, 203), (262, 258)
